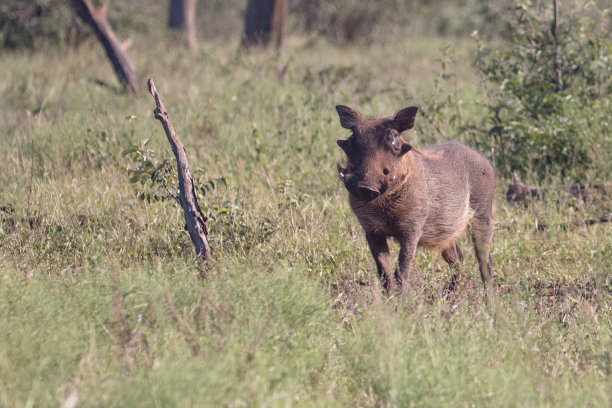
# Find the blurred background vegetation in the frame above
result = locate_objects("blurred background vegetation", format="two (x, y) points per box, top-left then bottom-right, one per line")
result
(2, 0), (609, 48)
(1, 0), (609, 180)
(1, 0), (500, 51)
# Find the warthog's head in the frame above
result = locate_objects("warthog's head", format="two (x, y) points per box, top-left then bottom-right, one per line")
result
(336, 105), (418, 201)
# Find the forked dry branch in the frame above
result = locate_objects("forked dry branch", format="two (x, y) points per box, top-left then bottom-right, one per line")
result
(147, 77), (211, 260)
(71, 0), (138, 93)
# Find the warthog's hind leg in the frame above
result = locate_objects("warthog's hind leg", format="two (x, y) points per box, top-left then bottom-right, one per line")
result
(470, 216), (494, 293)
(441, 241), (464, 295)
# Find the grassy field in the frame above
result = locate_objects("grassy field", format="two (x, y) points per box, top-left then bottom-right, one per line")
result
(0, 28), (611, 407)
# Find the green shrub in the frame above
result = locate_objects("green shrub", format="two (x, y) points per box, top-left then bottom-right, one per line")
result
(469, 0), (611, 180)
(0, 0), (168, 52)
(0, 0), (77, 50)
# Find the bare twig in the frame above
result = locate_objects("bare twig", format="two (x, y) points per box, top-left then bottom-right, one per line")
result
(147, 77), (211, 260)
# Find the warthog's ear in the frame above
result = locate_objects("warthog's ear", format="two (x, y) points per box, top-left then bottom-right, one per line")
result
(399, 142), (413, 156)
(336, 105), (362, 129)
(391, 106), (419, 133)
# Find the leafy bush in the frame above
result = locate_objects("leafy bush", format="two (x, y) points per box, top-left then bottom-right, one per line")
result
(0, 0), (166, 51)
(122, 138), (227, 206)
(469, 0), (611, 180)
(0, 0), (77, 50)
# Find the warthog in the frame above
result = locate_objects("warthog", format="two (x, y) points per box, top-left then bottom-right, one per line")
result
(335, 105), (495, 295)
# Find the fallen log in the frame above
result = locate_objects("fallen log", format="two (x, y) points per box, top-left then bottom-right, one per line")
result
(72, 0), (138, 93)
(506, 172), (540, 204)
(507, 171), (611, 205)
(506, 172), (611, 227)
(147, 77), (211, 260)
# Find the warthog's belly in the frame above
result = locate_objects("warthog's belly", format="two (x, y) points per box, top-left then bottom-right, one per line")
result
(418, 192), (474, 249)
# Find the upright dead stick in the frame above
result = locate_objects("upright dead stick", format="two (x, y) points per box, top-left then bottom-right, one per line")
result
(148, 77), (211, 260)
(72, 0), (138, 93)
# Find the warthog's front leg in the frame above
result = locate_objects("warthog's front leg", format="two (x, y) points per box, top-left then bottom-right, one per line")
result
(365, 231), (393, 291)
(397, 234), (419, 288)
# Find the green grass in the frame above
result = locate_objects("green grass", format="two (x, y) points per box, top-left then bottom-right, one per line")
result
(0, 30), (610, 407)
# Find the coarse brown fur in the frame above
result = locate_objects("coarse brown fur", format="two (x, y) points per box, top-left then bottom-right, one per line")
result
(335, 105), (496, 296)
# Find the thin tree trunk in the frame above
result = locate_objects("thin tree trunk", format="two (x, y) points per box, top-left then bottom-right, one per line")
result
(185, 0), (197, 51)
(243, 0), (287, 49)
(270, 0), (288, 49)
(168, 0), (198, 51)
(147, 77), (211, 260)
(71, 0), (138, 93)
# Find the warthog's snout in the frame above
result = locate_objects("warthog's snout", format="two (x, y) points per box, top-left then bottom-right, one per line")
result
(355, 184), (380, 200)
(340, 170), (384, 201)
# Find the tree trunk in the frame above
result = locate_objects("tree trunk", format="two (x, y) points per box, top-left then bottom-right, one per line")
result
(168, 0), (198, 51)
(270, 0), (288, 49)
(242, 0), (287, 49)
(71, 0), (138, 93)
(185, 0), (197, 51)
(168, 0), (186, 28)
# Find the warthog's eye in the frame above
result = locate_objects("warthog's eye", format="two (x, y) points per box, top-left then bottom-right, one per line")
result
(391, 135), (400, 150)
(386, 129), (401, 151)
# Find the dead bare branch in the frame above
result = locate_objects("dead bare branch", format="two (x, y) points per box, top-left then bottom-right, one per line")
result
(147, 77), (211, 260)
(71, 0), (138, 93)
